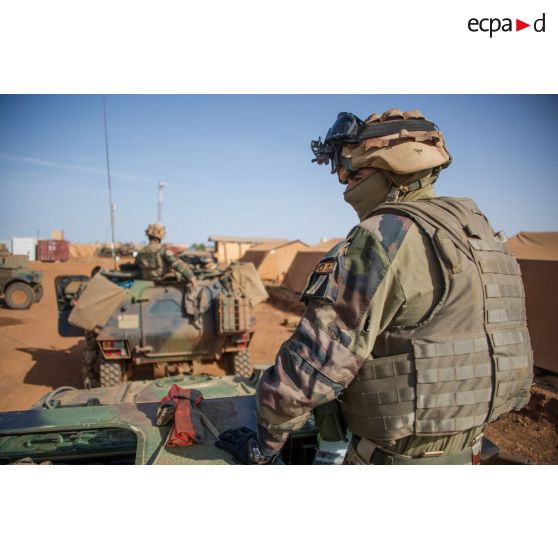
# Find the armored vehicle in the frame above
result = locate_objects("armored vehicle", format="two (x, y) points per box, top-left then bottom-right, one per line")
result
(178, 251), (221, 279)
(0, 254), (44, 310)
(0, 374), (507, 465)
(55, 262), (268, 388)
(0, 375), (327, 465)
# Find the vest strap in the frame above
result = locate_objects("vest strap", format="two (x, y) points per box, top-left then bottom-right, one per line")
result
(351, 435), (483, 465)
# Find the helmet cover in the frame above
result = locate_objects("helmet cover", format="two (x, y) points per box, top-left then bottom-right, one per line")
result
(145, 223), (166, 240)
(336, 109), (452, 184)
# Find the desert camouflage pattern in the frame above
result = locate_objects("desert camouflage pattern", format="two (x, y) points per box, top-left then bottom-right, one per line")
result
(145, 223), (166, 240)
(256, 212), (414, 455)
(338, 108), (452, 184)
(136, 241), (194, 282)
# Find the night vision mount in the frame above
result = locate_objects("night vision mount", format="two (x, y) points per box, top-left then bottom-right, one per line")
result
(311, 112), (365, 174)
(311, 111), (440, 174)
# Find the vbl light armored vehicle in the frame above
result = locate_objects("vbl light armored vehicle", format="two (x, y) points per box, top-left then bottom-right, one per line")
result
(0, 374), (339, 465)
(55, 262), (268, 387)
(0, 254), (44, 310)
(0, 373), (507, 465)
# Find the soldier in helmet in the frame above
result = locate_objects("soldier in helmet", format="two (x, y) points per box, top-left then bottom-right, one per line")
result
(216, 108), (533, 465)
(136, 224), (197, 286)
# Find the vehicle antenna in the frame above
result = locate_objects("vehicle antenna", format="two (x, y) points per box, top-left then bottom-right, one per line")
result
(157, 181), (166, 224)
(102, 95), (117, 269)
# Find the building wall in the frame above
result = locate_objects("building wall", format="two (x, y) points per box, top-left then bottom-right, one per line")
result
(215, 241), (255, 264)
(11, 237), (38, 261)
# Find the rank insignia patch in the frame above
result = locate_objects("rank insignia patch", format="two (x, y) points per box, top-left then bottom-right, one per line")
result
(316, 261), (336, 274)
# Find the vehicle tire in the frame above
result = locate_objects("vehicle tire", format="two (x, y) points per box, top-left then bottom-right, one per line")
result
(99, 359), (123, 387)
(33, 284), (44, 303)
(227, 349), (252, 378)
(4, 282), (34, 309)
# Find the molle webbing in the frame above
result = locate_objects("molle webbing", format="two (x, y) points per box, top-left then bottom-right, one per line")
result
(138, 246), (165, 279)
(342, 197), (532, 442)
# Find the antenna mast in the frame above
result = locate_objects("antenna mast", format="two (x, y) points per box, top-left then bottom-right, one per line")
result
(157, 181), (166, 223)
(102, 95), (117, 269)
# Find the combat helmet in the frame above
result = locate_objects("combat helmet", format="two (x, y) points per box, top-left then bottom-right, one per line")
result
(145, 223), (166, 240)
(311, 108), (452, 185)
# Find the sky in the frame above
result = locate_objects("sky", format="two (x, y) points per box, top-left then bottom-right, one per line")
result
(0, 94), (557, 246)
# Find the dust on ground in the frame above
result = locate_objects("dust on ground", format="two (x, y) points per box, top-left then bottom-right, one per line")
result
(0, 258), (298, 412)
(1, 259), (556, 464)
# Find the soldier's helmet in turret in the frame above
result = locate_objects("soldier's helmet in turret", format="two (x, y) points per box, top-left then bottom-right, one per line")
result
(311, 108), (452, 184)
(145, 223), (166, 240)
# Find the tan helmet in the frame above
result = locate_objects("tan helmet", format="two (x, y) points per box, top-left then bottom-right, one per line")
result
(145, 223), (166, 240)
(311, 108), (452, 185)
(337, 108), (452, 184)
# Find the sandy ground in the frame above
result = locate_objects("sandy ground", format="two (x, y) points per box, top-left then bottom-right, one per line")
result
(1, 258), (557, 464)
(0, 258), (298, 412)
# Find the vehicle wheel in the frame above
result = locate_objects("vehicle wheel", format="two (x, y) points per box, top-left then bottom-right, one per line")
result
(4, 282), (34, 309)
(33, 284), (44, 303)
(99, 359), (123, 387)
(227, 349), (253, 378)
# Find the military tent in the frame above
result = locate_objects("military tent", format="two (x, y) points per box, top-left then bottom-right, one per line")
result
(209, 236), (289, 265)
(282, 238), (344, 293)
(507, 231), (558, 374)
(240, 240), (308, 283)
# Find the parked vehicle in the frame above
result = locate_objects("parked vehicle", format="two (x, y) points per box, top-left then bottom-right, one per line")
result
(0, 254), (43, 309)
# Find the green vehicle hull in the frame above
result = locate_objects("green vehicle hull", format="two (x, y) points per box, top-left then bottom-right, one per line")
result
(0, 255), (43, 309)
(0, 375), (322, 465)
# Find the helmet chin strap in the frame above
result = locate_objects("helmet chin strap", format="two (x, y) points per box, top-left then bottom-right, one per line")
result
(384, 170), (405, 203)
(384, 170), (438, 203)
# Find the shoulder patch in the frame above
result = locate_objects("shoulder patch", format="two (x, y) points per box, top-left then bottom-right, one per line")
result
(359, 212), (413, 260)
(300, 240), (350, 304)
(316, 261), (336, 274)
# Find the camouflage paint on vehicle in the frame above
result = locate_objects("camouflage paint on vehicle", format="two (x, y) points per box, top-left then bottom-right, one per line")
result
(0, 375), (323, 465)
(56, 265), (261, 385)
(0, 268), (43, 294)
(0, 376), (257, 464)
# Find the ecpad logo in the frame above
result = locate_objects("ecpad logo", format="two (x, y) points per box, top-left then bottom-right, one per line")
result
(468, 13), (546, 37)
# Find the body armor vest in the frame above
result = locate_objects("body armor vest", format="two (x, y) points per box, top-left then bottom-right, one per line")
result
(342, 197), (533, 442)
(137, 244), (166, 280)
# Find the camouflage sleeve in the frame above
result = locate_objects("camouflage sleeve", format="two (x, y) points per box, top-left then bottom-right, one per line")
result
(162, 247), (195, 281)
(256, 214), (413, 455)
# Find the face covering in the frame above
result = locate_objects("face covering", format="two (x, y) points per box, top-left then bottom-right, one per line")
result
(343, 168), (438, 221)
(343, 169), (391, 221)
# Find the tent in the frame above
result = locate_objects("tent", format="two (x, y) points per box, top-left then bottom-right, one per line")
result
(208, 236), (289, 264)
(240, 240), (308, 283)
(282, 238), (344, 293)
(507, 232), (558, 373)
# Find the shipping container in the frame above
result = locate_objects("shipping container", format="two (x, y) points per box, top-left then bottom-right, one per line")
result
(11, 237), (37, 261)
(37, 239), (70, 262)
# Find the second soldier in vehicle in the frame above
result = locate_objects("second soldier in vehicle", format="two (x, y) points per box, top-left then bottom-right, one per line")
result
(136, 224), (197, 287)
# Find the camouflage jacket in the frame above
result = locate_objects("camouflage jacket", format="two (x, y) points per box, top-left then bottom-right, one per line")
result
(136, 242), (195, 282)
(256, 206), (449, 456)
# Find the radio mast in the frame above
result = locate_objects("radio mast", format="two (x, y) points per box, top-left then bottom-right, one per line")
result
(102, 95), (117, 269)
(157, 181), (166, 223)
